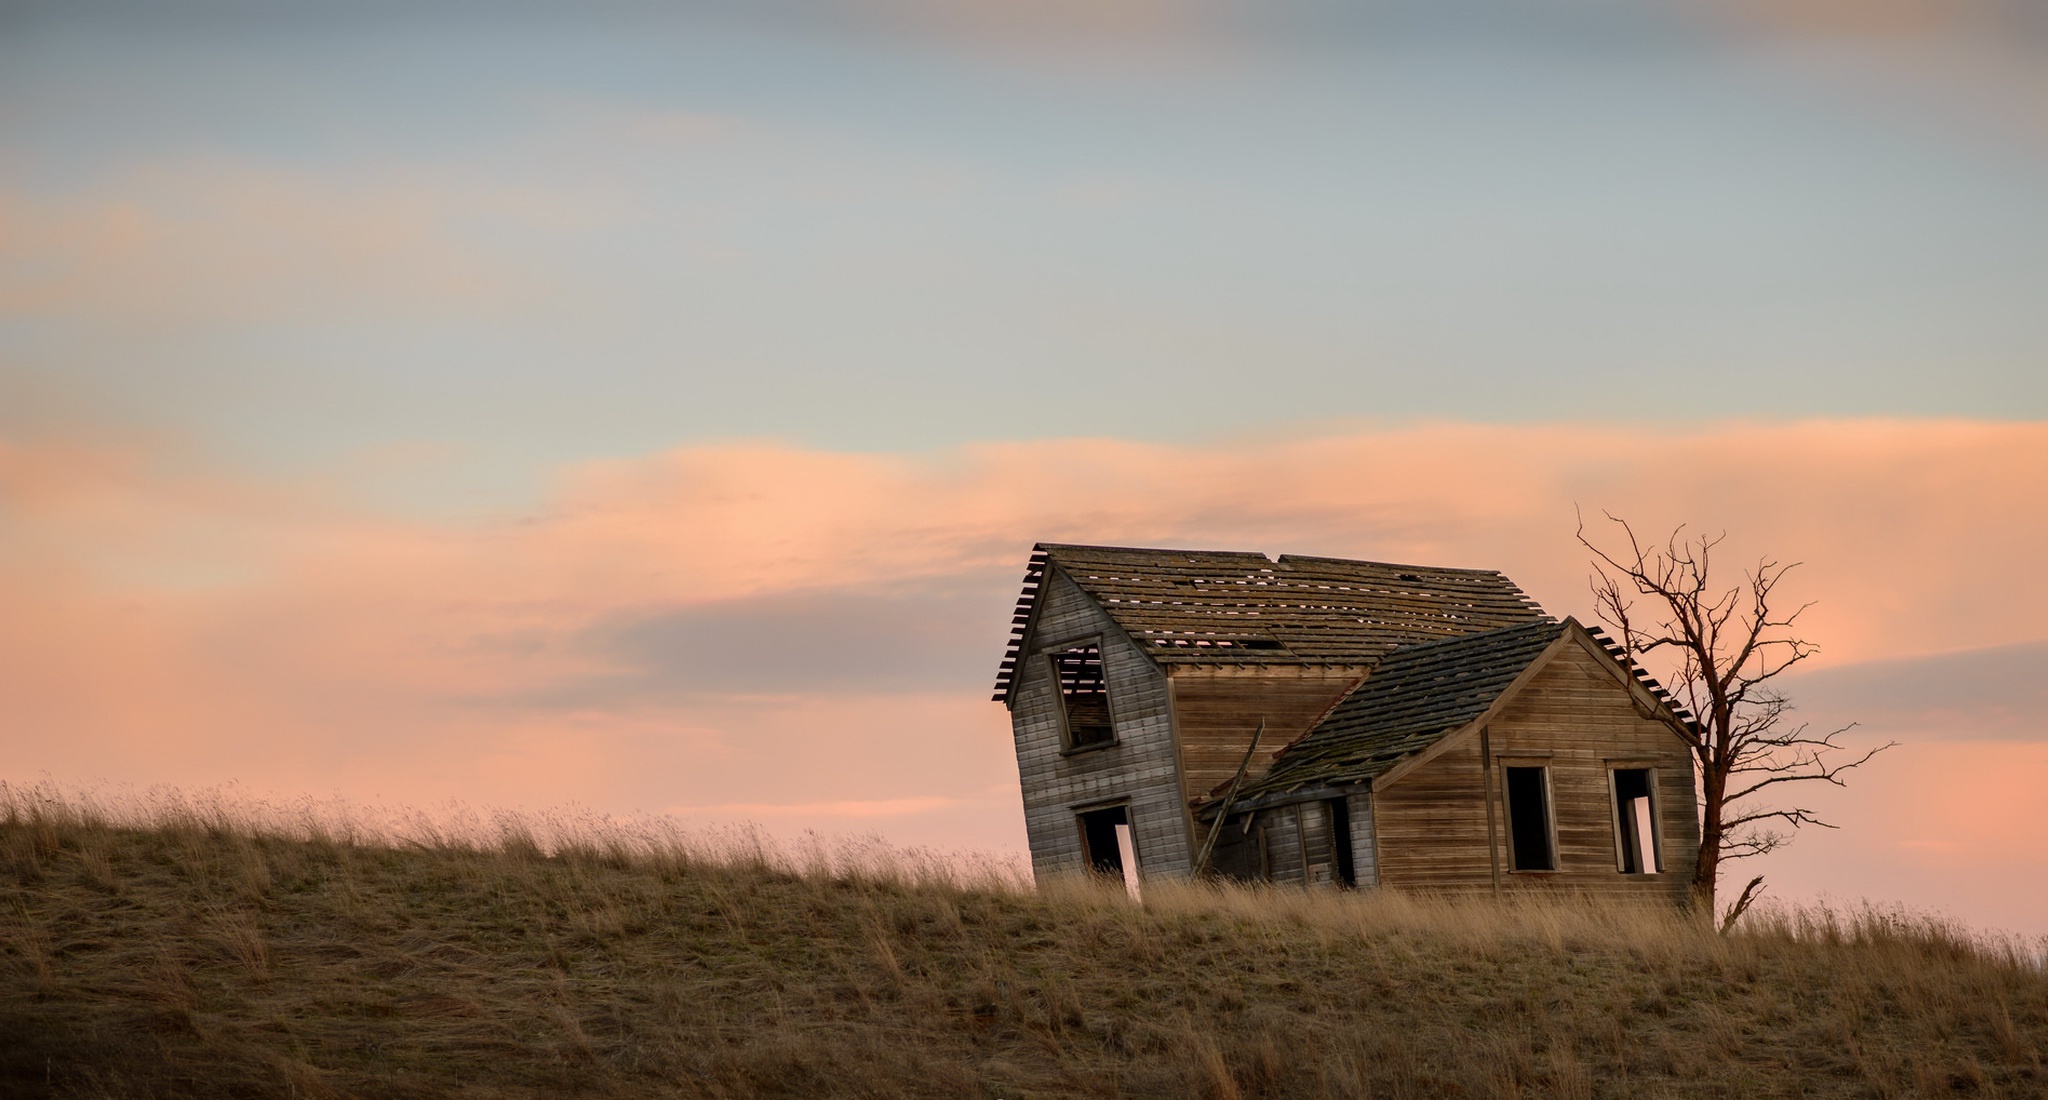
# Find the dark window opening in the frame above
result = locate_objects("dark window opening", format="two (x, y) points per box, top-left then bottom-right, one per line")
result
(1077, 805), (1130, 875)
(1504, 766), (1555, 872)
(1327, 797), (1357, 887)
(1049, 644), (1115, 749)
(1613, 768), (1659, 874)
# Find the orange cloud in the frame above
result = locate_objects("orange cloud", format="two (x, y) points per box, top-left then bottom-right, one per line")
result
(3, 418), (2046, 924)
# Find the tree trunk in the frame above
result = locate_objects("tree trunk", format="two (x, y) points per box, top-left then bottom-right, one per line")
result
(1582, 514), (1889, 921)
(1693, 751), (1725, 913)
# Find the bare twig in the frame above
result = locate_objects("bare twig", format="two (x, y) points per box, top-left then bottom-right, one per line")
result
(1576, 507), (1893, 912)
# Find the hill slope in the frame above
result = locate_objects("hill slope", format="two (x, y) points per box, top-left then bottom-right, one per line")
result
(2, 791), (2043, 1099)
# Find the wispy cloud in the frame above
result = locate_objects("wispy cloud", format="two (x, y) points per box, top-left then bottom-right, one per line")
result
(1779, 639), (2048, 742)
(1706, 0), (2041, 41)
(0, 159), (609, 325)
(3, 418), (2045, 866)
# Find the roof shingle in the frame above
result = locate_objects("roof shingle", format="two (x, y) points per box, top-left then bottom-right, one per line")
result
(1225, 619), (1570, 805)
(993, 544), (1546, 702)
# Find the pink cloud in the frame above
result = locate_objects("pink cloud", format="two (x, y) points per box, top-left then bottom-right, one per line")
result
(3, 418), (2045, 926)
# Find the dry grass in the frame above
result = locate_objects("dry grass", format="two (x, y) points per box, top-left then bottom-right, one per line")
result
(2, 782), (2043, 1099)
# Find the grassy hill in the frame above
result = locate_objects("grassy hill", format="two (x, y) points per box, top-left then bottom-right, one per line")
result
(2, 787), (2043, 1099)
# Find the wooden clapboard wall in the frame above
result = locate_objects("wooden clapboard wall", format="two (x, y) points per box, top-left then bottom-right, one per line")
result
(1372, 639), (1699, 901)
(1166, 666), (1366, 803)
(1223, 799), (1364, 888)
(1010, 569), (1194, 880)
(1370, 734), (1491, 893)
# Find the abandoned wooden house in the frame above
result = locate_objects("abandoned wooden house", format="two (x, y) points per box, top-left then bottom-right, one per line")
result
(993, 544), (1701, 901)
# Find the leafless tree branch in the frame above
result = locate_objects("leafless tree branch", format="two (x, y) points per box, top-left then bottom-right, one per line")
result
(1576, 507), (1894, 916)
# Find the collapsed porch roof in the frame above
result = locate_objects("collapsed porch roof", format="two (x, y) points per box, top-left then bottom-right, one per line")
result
(1211, 617), (1698, 813)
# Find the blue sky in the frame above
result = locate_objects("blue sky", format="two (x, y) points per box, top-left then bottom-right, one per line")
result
(5, 0), (2045, 509)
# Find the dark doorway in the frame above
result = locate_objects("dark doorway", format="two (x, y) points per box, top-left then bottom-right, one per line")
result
(1504, 767), (1555, 872)
(1077, 805), (1130, 875)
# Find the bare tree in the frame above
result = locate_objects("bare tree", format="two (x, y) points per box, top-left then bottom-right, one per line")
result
(1577, 510), (1893, 922)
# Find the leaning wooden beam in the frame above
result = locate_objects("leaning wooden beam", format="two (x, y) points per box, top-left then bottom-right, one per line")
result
(1192, 718), (1265, 876)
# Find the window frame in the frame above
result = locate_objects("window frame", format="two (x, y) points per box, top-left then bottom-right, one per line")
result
(1499, 761), (1560, 874)
(1607, 764), (1664, 875)
(1043, 636), (1118, 754)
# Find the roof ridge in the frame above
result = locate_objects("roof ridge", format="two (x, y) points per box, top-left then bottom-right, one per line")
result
(1034, 544), (1520, 576)
(1375, 616), (1566, 654)
(1036, 542), (1277, 562)
(1272, 554), (1513, 576)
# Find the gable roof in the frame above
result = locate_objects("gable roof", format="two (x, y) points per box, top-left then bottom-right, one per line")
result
(993, 543), (1547, 703)
(1223, 618), (1571, 806)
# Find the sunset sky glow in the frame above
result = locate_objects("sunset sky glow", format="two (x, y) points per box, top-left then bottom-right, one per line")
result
(3, 0), (2046, 935)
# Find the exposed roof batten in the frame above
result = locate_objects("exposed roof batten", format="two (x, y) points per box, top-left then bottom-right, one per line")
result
(992, 543), (1547, 702)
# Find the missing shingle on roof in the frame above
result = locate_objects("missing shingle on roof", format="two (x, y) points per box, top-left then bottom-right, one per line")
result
(994, 544), (1549, 702)
(1148, 637), (1286, 650)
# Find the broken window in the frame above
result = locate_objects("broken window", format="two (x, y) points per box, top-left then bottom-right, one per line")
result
(1504, 766), (1556, 872)
(1048, 643), (1115, 749)
(1077, 805), (1132, 875)
(1612, 768), (1660, 874)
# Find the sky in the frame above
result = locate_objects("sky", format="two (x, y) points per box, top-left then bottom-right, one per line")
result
(2, 0), (2045, 935)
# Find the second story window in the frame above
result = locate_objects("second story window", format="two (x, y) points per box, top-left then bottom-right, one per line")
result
(1049, 642), (1115, 749)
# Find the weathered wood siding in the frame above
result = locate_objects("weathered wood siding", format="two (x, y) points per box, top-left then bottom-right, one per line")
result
(1221, 800), (1354, 887)
(1010, 568), (1194, 880)
(1259, 806), (1304, 884)
(1372, 733), (1491, 893)
(1373, 639), (1699, 902)
(1167, 667), (1365, 802)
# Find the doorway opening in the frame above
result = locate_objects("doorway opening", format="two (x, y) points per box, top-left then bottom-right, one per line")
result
(1077, 805), (1131, 875)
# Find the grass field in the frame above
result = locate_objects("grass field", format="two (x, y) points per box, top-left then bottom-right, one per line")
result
(2, 783), (2043, 1099)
